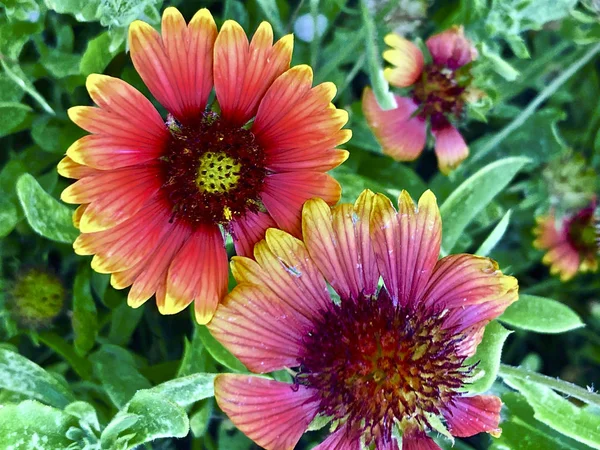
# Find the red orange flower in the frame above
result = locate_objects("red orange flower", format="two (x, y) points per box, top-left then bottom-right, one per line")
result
(363, 26), (478, 174)
(534, 203), (599, 281)
(209, 189), (518, 449)
(58, 7), (349, 324)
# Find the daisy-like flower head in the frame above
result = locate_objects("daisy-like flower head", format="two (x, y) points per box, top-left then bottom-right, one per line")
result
(209, 189), (518, 449)
(363, 26), (478, 174)
(534, 201), (599, 281)
(58, 8), (350, 323)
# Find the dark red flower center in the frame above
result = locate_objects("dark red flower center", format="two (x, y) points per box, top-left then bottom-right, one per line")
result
(296, 288), (472, 446)
(566, 206), (599, 258)
(412, 64), (471, 127)
(159, 112), (267, 227)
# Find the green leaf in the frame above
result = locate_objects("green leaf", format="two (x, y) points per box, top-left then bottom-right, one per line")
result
(106, 392), (190, 449)
(80, 31), (120, 76)
(90, 345), (152, 408)
(190, 399), (213, 438)
(0, 400), (76, 448)
(502, 375), (600, 449)
(254, 0), (284, 36)
(464, 321), (511, 394)
(37, 331), (93, 380)
(475, 209), (512, 256)
(65, 401), (101, 434)
(197, 325), (247, 373)
(1, 60), (54, 114)
(72, 265), (98, 356)
(439, 157), (530, 254)
(16, 173), (78, 244)
(146, 373), (216, 407)
(100, 413), (139, 448)
(108, 302), (144, 346)
(499, 294), (584, 333)
(0, 101), (29, 136)
(0, 348), (75, 408)
(0, 196), (18, 237)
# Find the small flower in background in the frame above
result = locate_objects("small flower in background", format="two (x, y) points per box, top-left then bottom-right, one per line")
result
(6, 268), (65, 329)
(58, 7), (349, 323)
(363, 26), (479, 174)
(209, 190), (518, 449)
(534, 202), (599, 282)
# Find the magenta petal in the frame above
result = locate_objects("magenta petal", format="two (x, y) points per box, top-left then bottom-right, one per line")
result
(401, 429), (441, 450)
(230, 210), (277, 257)
(312, 425), (361, 450)
(425, 27), (477, 69)
(443, 395), (502, 437)
(214, 375), (319, 450)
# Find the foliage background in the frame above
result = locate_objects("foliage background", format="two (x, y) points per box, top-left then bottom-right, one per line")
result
(0, 0), (599, 448)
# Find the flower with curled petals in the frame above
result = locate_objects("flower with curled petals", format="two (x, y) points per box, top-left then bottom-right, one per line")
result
(363, 26), (479, 174)
(208, 189), (518, 450)
(534, 202), (599, 281)
(57, 7), (350, 323)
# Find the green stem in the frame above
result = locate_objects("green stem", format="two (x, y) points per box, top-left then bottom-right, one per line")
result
(499, 364), (600, 407)
(470, 42), (600, 165)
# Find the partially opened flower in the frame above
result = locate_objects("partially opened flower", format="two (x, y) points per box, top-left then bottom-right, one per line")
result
(209, 189), (518, 449)
(534, 203), (599, 281)
(58, 7), (349, 323)
(363, 26), (478, 174)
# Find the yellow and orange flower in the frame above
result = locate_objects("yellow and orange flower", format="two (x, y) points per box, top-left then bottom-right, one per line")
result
(209, 190), (518, 449)
(58, 7), (350, 323)
(363, 26), (478, 174)
(534, 204), (599, 281)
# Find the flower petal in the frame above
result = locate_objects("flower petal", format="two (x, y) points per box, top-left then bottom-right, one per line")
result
(362, 88), (427, 161)
(421, 254), (518, 335)
(61, 165), (162, 233)
(230, 210), (277, 258)
(253, 65), (350, 172)
(544, 241), (581, 282)
(214, 374), (319, 450)
(401, 429), (440, 450)
(426, 26), (477, 70)
(302, 190), (379, 300)
(312, 424), (361, 450)
(261, 172), (341, 238)
(208, 283), (308, 372)
(370, 190), (442, 307)
(383, 34), (424, 88)
(443, 395), (502, 437)
(214, 21), (293, 126)
(161, 224), (228, 324)
(533, 214), (563, 250)
(58, 156), (100, 179)
(129, 8), (217, 122)
(432, 125), (469, 175)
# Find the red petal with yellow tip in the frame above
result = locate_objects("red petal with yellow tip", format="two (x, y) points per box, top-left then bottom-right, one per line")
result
(383, 33), (424, 88)
(230, 210), (277, 258)
(214, 375), (319, 450)
(432, 125), (469, 175)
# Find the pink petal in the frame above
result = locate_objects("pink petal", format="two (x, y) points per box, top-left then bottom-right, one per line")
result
(312, 424), (361, 450)
(362, 88), (427, 161)
(543, 241), (581, 282)
(230, 210), (277, 258)
(260, 172), (341, 238)
(443, 395), (502, 437)
(302, 190), (379, 300)
(426, 26), (477, 70)
(214, 374), (319, 450)
(370, 190), (442, 307)
(432, 125), (469, 175)
(401, 429), (441, 450)
(533, 214), (564, 250)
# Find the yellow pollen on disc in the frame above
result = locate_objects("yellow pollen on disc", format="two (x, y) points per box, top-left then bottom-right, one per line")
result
(196, 151), (242, 194)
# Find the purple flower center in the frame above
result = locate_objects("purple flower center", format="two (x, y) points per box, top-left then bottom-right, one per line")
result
(566, 206), (599, 258)
(296, 288), (473, 446)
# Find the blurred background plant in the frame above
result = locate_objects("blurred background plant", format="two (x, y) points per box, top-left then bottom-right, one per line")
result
(0, 0), (599, 449)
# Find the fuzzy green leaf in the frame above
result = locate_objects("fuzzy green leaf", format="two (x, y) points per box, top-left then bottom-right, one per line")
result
(500, 294), (584, 333)
(197, 325), (247, 373)
(146, 373), (216, 407)
(0, 196), (18, 237)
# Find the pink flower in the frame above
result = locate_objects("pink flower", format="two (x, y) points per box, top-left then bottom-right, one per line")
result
(208, 189), (518, 449)
(534, 203), (599, 281)
(363, 26), (478, 174)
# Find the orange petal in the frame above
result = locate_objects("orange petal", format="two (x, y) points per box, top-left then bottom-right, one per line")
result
(302, 190), (378, 300)
(57, 156), (101, 179)
(129, 8), (217, 122)
(432, 125), (469, 175)
(230, 210), (277, 258)
(214, 374), (319, 450)
(161, 225), (228, 324)
(260, 172), (341, 238)
(383, 33), (424, 88)
(214, 21), (293, 126)
(208, 283), (308, 372)
(362, 87), (427, 161)
(370, 190), (442, 307)
(253, 65), (350, 172)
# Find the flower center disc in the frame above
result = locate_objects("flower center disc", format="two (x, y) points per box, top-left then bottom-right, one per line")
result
(413, 65), (468, 123)
(160, 113), (267, 226)
(297, 289), (471, 446)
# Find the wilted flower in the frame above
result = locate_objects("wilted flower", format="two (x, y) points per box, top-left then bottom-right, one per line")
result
(534, 202), (599, 281)
(58, 7), (349, 323)
(209, 190), (518, 449)
(363, 26), (478, 174)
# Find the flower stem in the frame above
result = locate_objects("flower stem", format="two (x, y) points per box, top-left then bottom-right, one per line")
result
(498, 364), (600, 407)
(470, 42), (600, 165)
